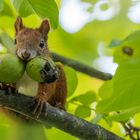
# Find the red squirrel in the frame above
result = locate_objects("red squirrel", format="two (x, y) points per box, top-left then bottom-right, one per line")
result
(14, 17), (67, 117)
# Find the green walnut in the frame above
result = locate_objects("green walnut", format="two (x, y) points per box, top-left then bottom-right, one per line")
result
(26, 56), (58, 83)
(0, 53), (25, 83)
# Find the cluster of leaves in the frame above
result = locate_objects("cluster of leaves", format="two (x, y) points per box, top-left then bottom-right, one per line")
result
(97, 31), (140, 121)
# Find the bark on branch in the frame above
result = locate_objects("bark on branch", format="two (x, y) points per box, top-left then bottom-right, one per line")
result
(0, 90), (123, 140)
(52, 52), (113, 81)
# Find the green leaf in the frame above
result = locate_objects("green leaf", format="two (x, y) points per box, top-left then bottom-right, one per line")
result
(46, 127), (76, 140)
(12, 0), (33, 17)
(98, 80), (113, 100)
(92, 114), (103, 124)
(108, 39), (122, 48)
(71, 90), (96, 105)
(97, 63), (140, 115)
(0, 1), (14, 17)
(0, 33), (15, 53)
(75, 105), (91, 118)
(0, 0), (4, 12)
(17, 123), (47, 140)
(113, 30), (140, 64)
(28, 0), (58, 29)
(64, 66), (78, 97)
(12, 0), (59, 29)
(87, 5), (94, 13)
(81, 0), (97, 4)
(107, 105), (140, 122)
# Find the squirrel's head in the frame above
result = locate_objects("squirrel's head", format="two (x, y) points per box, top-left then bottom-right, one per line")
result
(15, 17), (50, 61)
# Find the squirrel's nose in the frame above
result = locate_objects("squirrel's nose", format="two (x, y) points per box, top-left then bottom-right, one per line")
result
(21, 51), (31, 60)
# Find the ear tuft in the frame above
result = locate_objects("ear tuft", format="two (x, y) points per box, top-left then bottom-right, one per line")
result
(39, 20), (50, 40)
(15, 16), (23, 35)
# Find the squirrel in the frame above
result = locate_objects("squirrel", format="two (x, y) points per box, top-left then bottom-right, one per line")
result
(8, 17), (67, 117)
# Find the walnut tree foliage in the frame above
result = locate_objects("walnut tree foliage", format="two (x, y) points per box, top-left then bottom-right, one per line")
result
(0, 0), (140, 140)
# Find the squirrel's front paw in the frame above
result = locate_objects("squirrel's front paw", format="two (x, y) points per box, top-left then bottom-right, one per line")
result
(32, 97), (48, 118)
(40, 62), (59, 83)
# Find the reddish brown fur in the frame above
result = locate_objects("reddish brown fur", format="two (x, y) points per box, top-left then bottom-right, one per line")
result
(15, 17), (67, 113)
(16, 29), (42, 48)
(48, 64), (67, 109)
(36, 64), (67, 110)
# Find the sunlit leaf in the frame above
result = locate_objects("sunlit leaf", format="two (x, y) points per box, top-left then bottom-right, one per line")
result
(12, 0), (59, 29)
(64, 66), (78, 97)
(71, 90), (96, 105)
(0, 0), (4, 12)
(81, 0), (97, 4)
(17, 123), (46, 140)
(92, 114), (103, 124)
(97, 63), (140, 114)
(98, 80), (112, 100)
(0, 33), (15, 53)
(12, 0), (33, 17)
(75, 105), (91, 118)
(113, 30), (140, 64)
(46, 127), (76, 140)
(87, 5), (94, 13)
(0, 1), (14, 17)
(133, 113), (140, 127)
(0, 113), (18, 140)
(107, 105), (140, 122)
(108, 39), (122, 48)
(0, 44), (7, 53)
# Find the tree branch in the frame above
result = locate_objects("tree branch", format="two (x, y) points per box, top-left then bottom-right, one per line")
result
(0, 90), (123, 140)
(52, 52), (113, 81)
(121, 122), (140, 140)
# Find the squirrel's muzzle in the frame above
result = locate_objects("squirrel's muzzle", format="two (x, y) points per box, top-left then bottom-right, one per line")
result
(16, 48), (37, 61)
(21, 50), (31, 60)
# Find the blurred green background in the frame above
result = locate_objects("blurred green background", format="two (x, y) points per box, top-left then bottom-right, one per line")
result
(1, 0), (140, 139)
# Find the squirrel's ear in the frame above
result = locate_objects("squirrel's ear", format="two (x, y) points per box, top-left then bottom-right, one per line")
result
(15, 17), (23, 35)
(39, 20), (50, 40)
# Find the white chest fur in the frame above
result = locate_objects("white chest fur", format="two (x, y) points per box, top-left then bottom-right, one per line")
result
(16, 72), (38, 96)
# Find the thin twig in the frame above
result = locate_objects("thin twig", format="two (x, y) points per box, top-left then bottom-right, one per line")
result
(52, 52), (113, 81)
(121, 122), (140, 140)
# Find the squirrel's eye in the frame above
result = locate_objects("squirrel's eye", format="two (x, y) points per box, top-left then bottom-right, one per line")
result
(39, 40), (45, 48)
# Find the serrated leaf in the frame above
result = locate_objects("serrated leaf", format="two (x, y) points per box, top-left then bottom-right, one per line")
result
(71, 90), (96, 105)
(64, 66), (78, 97)
(12, 0), (59, 29)
(75, 106), (91, 118)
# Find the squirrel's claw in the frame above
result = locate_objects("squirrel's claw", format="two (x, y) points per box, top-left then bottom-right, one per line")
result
(32, 98), (47, 118)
